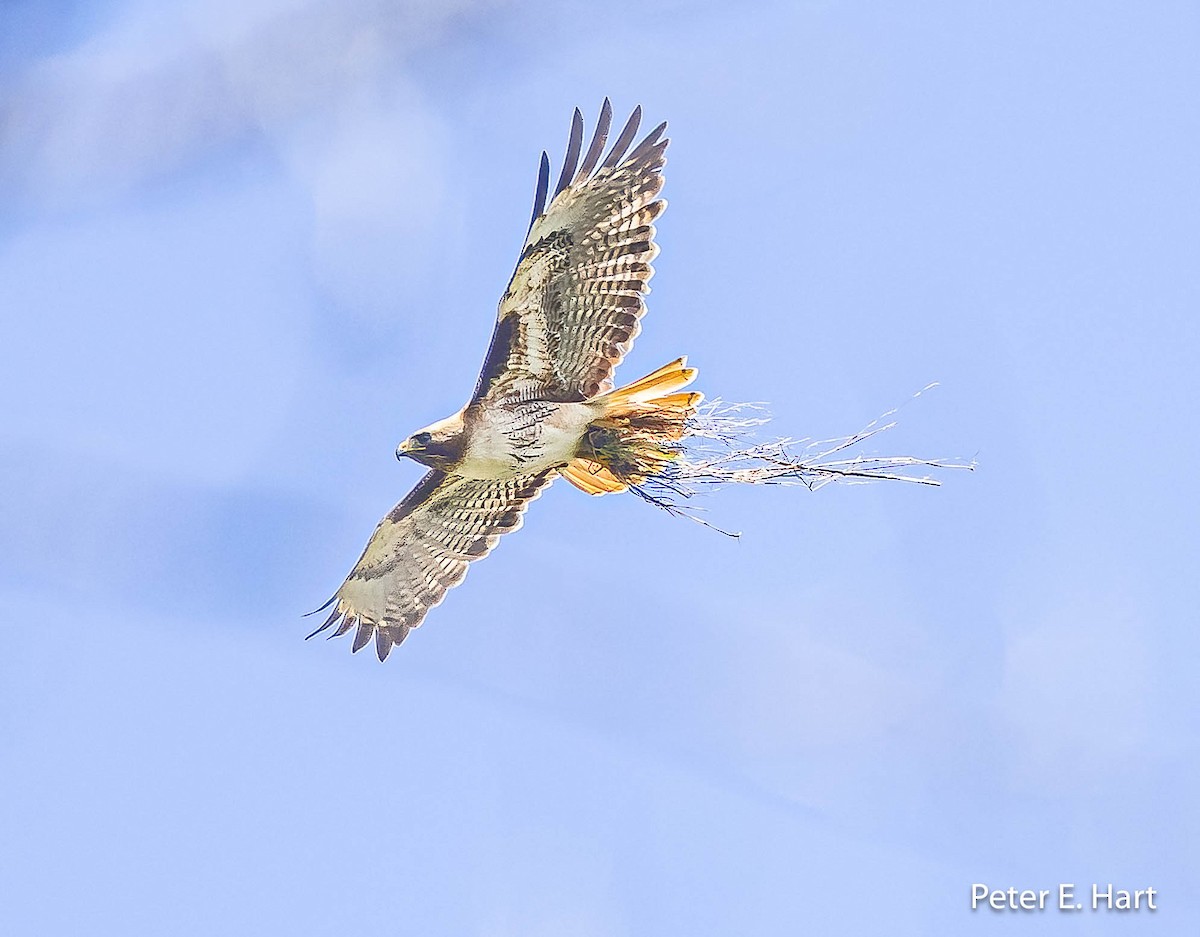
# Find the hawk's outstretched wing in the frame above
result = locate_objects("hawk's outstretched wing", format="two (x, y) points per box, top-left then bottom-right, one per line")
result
(309, 470), (554, 660)
(473, 100), (668, 404)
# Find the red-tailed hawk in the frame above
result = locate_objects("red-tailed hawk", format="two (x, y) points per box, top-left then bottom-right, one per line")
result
(310, 101), (700, 659)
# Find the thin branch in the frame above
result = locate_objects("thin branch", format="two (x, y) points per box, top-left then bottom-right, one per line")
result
(627, 391), (975, 524)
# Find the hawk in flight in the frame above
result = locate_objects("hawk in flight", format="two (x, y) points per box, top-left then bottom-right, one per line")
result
(310, 101), (698, 660)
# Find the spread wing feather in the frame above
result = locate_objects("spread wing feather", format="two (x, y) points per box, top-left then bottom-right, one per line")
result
(309, 469), (554, 660)
(473, 100), (668, 404)
(553, 108), (584, 200)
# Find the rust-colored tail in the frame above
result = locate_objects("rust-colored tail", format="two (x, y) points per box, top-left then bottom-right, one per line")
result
(560, 358), (703, 496)
(599, 356), (700, 412)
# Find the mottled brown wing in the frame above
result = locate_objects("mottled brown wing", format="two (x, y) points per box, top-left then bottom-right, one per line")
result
(473, 100), (668, 404)
(308, 469), (554, 660)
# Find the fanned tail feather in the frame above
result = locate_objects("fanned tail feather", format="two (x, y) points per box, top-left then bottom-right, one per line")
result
(560, 358), (703, 495)
(560, 459), (628, 494)
(600, 356), (697, 410)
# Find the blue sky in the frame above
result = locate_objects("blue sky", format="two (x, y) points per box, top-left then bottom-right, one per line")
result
(2, 1), (1197, 933)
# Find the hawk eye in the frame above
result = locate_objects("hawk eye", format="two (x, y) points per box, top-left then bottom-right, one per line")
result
(413, 432), (433, 446)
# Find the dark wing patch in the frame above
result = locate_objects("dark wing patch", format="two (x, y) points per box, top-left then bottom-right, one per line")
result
(473, 99), (669, 404)
(309, 469), (554, 660)
(472, 229), (577, 402)
(472, 314), (521, 402)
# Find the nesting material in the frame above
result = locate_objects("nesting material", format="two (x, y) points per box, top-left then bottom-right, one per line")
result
(593, 390), (974, 536)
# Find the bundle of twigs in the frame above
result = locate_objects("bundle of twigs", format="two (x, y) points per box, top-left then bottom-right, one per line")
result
(624, 389), (975, 536)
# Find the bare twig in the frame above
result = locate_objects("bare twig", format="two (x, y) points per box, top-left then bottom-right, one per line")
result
(628, 387), (975, 525)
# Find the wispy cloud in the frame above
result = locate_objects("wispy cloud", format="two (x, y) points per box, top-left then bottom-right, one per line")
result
(1, 0), (501, 208)
(1, 0), (515, 332)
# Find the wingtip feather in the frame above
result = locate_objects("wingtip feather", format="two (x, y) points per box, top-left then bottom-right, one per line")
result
(554, 108), (584, 197)
(305, 604), (343, 640)
(350, 618), (373, 653)
(601, 105), (642, 170)
(303, 594), (337, 618)
(527, 151), (550, 234)
(576, 98), (613, 181)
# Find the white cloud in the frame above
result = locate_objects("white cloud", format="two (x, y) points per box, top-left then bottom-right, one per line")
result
(1, 0), (500, 207)
(0, 0), (508, 450)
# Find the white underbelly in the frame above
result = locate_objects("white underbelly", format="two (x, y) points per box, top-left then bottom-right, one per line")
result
(458, 401), (594, 479)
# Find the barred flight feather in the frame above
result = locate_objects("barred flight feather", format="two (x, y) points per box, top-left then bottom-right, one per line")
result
(310, 470), (553, 660)
(474, 99), (668, 403)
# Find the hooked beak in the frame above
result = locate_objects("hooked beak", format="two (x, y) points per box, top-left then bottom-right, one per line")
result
(396, 433), (430, 461)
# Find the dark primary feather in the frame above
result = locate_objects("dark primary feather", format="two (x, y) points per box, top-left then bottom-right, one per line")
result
(575, 97), (613, 182)
(474, 101), (669, 404)
(554, 108), (584, 198)
(629, 120), (669, 162)
(527, 151), (550, 237)
(311, 470), (554, 660)
(600, 105), (641, 170)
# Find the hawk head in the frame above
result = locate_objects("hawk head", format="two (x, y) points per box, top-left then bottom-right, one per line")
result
(396, 410), (466, 471)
